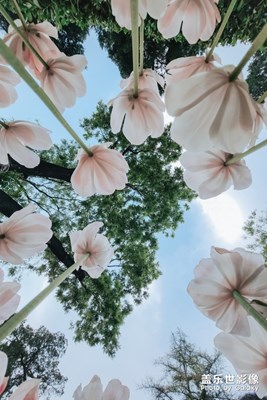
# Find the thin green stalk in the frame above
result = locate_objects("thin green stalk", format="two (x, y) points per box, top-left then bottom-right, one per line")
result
(225, 139), (267, 165)
(0, 254), (89, 342)
(139, 18), (144, 76)
(233, 290), (267, 332)
(0, 39), (93, 156)
(229, 23), (267, 81)
(206, 0), (238, 62)
(0, 4), (49, 70)
(257, 90), (267, 104)
(131, 0), (139, 97)
(12, 0), (27, 30)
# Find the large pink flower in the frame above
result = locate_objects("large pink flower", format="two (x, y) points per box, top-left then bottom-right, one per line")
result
(187, 247), (267, 336)
(120, 69), (164, 93)
(69, 222), (114, 278)
(165, 54), (220, 85)
(71, 144), (129, 197)
(3, 20), (60, 77)
(0, 204), (53, 265)
(110, 88), (165, 145)
(0, 269), (21, 324)
(9, 379), (40, 400)
(0, 121), (52, 168)
(40, 54), (87, 112)
(165, 67), (258, 153)
(179, 149), (252, 199)
(73, 375), (130, 400)
(0, 65), (20, 108)
(0, 351), (8, 395)
(158, 0), (221, 43)
(215, 319), (267, 398)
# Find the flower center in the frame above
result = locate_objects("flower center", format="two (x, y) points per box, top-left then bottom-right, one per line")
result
(0, 234), (5, 239)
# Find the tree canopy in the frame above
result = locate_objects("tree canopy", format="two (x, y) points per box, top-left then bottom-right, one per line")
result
(0, 323), (67, 399)
(0, 102), (194, 356)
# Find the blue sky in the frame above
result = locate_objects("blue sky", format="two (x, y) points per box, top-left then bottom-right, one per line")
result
(1, 27), (267, 400)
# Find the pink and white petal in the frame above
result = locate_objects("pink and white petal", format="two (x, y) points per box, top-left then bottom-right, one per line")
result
(146, 0), (168, 19)
(0, 291), (21, 324)
(79, 375), (103, 400)
(9, 379), (40, 400)
(0, 83), (18, 107)
(110, 94), (131, 134)
(182, 0), (206, 44)
(4, 135), (40, 168)
(34, 21), (58, 38)
(157, 0), (189, 39)
(0, 351), (8, 386)
(10, 122), (52, 150)
(229, 162), (252, 190)
(103, 379), (130, 400)
(81, 264), (105, 279)
(71, 158), (97, 197)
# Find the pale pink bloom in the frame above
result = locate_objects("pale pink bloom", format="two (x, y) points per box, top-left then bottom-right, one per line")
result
(187, 247), (267, 336)
(110, 0), (147, 30)
(0, 65), (20, 107)
(0, 121), (52, 168)
(110, 88), (165, 145)
(214, 319), (267, 398)
(120, 69), (164, 93)
(0, 204), (53, 265)
(158, 0), (221, 43)
(9, 379), (40, 400)
(165, 54), (221, 84)
(40, 54), (87, 112)
(165, 66), (258, 153)
(73, 375), (130, 400)
(3, 20), (60, 77)
(144, 0), (169, 19)
(71, 144), (129, 197)
(0, 351), (8, 395)
(179, 149), (252, 199)
(69, 222), (114, 278)
(0, 269), (21, 324)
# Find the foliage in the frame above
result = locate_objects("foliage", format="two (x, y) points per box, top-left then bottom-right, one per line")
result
(243, 210), (267, 262)
(0, 322), (67, 399)
(141, 329), (235, 400)
(247, 50), (267, 100)
(1, 103), (195, 356)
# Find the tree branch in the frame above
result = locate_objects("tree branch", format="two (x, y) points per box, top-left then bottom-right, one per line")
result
(8, 157), (74, 182)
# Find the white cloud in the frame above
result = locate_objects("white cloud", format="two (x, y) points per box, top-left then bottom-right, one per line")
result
(198, 193), (245, 244)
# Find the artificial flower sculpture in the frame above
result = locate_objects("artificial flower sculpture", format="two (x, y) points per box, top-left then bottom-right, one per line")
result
(214, 319), (267, 398)
(110, 88), (165, 145)
(73, 375), (130, 400)
(71, 144), (129, 197)
(0, 204), (53, 265)
(158, 0), (221, 43)
(40, 54), (87, 112)
(2, 20), (61, 77)
(69, 221), (114, 278)
(0, 120), (52, 168)
(0, 65), (20, 107)
(0, 351), (8, 395)
(187, 247), (267, 336)
(165, 54), (220, 85)
(179, 149), (252, 199)
(165, 66), (259, 153)
(0, 269), (21, 324)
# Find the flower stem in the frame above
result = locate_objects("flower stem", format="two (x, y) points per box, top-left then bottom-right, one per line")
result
(0, 254), (89, 342)
(131, 0), (139, 97)
(225, 139), (267, 165)
(11, 0), (27, 30)
(206, 0), (238, 62)
(229, 23), (267, 81)
(139, 18), (144, 76)
(0, 39), (93, 156)
(233, 290), (267, 332)
(257, 90), (267, 104)
(0, 4), (49, 70)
